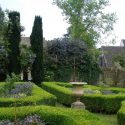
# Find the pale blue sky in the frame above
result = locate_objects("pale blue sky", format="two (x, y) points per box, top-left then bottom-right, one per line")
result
(0, 0), (125, 46)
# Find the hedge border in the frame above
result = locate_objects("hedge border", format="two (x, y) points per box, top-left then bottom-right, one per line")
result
(117, 101), (125, 125)
(0, 82), (56, 107)
(42, 82), (125, 114)
(0, 105), (106, 125)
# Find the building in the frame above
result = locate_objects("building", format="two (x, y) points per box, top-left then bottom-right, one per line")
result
(21, 37), (47, 48)
(99, 39), (125, 85)
(99, 39), (125, 68)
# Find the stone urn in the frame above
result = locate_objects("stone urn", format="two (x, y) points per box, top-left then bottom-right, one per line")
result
(70, 82), (87, 109)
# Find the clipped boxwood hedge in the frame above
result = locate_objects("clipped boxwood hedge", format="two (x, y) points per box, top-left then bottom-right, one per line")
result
(42, 82), (125, 114)
(42, 82), (74, 105)
(117, 101), (125, 125)
(0, 105), (107, 125)
(0, 82), (56, 107)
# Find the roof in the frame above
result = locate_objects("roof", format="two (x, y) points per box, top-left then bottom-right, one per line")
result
(100, 46), (125, 67)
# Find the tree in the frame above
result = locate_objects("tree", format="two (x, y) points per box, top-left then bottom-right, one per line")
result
(45, 38), (100, 83)
(0, 7), (9, 81)
(113, 54), (125, 68)
(30, 16), (43, 85)
(0, 6), (5, 38)
(6, 11), (21, 75)
(53, 0), (116, 47)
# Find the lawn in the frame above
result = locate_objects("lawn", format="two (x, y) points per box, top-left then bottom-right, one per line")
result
(95, 113), (118, 125)
(56, 102), (118, 125)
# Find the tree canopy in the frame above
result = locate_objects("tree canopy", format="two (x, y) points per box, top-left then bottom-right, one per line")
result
(53, 0), (116, 47)
(44, 38), (100, 83)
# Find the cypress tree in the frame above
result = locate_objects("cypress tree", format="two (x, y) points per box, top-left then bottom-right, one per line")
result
(30, 16), (43, 85)
(7, 11), (21, 75)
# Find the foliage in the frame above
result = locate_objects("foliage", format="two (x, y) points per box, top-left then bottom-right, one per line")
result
(0, 82), (56, 107)
(0, 6), (5, 37)
(2, 74), (33, 98)
(30, 16), (43, 85)
(53, 0), (117, 47)
(4, 73), (20, 95)
(42, 82), (125, 114)
(113, 54), (125, 67)
(42, 82), (74, 105)
(0, 105), (108, 125)
(0, 47), (8, 81)
(0, 7), (9, 81)
(20, 45), (35, 69)
(20, 44), (35, 81)
(44, 38), (101, 83)
(0, 6), (8, 40)
(6, 11), (21, 74)
(117, 101), (125, 125)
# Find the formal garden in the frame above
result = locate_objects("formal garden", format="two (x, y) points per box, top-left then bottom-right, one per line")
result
(0, 0), (125, 125)
(1, 79), (125, 125)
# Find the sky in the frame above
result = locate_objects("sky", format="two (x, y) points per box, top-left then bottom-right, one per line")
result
(0, 0), (125, 46)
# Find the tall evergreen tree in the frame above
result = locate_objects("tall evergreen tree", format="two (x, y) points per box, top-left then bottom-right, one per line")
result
(7, 11), (21, 75)
(30, 16), (43, 85)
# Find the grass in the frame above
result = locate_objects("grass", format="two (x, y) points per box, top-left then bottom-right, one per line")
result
(56, 102), (118, 125)
(94, 113), (118, 125)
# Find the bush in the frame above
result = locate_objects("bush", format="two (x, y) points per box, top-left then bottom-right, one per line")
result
(42, 82), (74, 106)
(0, 105), (107, 125)
(117, 101), (125, 125)
(0, 82), (56, 107)
(4, 73), (20, 95)
(42, 82), (125, 114)
(81, 94), (125, 114)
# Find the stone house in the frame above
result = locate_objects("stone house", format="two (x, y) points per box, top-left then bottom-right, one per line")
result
(99, 39), (125, 84)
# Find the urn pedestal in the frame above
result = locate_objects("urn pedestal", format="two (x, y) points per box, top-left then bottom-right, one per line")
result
(70, 82), (87, 109)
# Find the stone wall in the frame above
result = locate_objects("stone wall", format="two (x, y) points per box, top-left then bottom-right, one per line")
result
(100, 67), (125, 85)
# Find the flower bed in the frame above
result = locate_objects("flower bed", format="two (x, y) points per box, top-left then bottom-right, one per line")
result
(0, 82), (56, 107)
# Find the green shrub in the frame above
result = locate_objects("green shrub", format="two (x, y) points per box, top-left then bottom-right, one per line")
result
(0, 82), (56, 107)
(42, 82), (74, 105)
(0, 105), (107, 125)
(82, 94), (125, 114)
(42, 82), (125, 114)
(4, 73), (20, 94)
(117, 101), (125, 125)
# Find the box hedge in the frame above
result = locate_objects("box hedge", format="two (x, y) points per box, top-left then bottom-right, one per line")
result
(0, 82), (56, 107)
(42, 82), (125, 114)
(117, 101), (125, 125)
(0, 105), (107, 125)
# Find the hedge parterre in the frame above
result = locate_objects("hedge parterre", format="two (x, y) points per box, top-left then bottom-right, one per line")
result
(42, 82), (125, 114)
(117, 101), (125, 125)
(0, 105), (108, 125)
(0, 82), (56, 107)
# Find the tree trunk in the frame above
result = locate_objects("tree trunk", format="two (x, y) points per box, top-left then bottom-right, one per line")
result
(23, 67), (28, 81)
